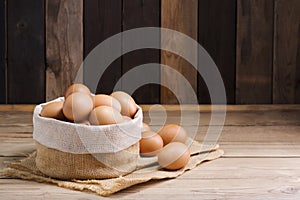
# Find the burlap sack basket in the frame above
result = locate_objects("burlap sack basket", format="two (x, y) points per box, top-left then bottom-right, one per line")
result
(33, 97), (142, 180)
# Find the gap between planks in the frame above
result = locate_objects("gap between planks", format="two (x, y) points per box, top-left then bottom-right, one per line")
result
(1, 104), (300, 112)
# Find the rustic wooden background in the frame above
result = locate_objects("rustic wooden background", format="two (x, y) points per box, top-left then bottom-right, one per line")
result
(0, 0), (299, 104)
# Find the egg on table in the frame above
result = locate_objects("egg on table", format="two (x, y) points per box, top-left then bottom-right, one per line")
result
(157, 142), (190, 170)
(142, 122), (151, 132)
(158, 124), (187, 146)
(139, 131), (163, 157)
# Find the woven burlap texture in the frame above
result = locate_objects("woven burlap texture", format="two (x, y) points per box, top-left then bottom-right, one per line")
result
(3, 140), (223, 196)
(35, 141), (140, 180)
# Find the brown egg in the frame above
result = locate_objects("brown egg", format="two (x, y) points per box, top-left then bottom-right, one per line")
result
(89, 106), (123, 125)
(139, 131), (164, 157)
(142, 122), (151, 132)
(110, 91), (137, 118)
(63, 92), (94, 122)
(157, 142), (190, 170)
(158, 124), (187, 146)
(64, 83), (91, 99)
(40, 101), (65, 120)
(93, 94), (121, 112)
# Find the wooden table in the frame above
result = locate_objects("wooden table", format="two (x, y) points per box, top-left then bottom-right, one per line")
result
(1, 105), (300, 199)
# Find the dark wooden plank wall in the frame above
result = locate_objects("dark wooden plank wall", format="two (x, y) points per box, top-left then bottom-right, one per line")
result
(198, 0), (236, 104)
(0, 0), (299, 104)
(6, 0), (45, 104)
(122, 0), (160, 104)
(0, 0), (5, 103)
(273, 0), (300, 104)
(46, 0), (83, 101)
(85, 0), (160, 103)
(84, 0), (122, 95)
(161, 0), (198, 104)
(236, 0), (274, 104)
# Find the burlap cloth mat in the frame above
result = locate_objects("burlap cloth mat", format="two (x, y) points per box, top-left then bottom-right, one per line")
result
(2, 140), (223, 197)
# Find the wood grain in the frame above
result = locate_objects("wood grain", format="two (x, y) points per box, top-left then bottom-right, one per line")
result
(0, 137), (35, 156)
(1, 105), (300, 198)
(0, 105), (299, 132)
(0, 133), (32, 138)
(120, 158), (300, 199)
(273, 0), (300, 103)
(2, 125), (300, 157)
(0, 104), (35, 112)
(1, 158), (300, 199)
(6, 0), (45, 104)
(122, 0), (160, 104)
(0, 111), (33, 125)
(46, 0), (83, 100)
(1, 104), (300, 113)
(0, 126), (32, 134)
(84, 0), (122, 95)
(236, 0), (274, 104)
(140, 104), (300, 112)
(161, 0), (198, 104)
(0, 0), (5, 103)
(0, 179), (102, 199)
(143, 107), (300, 126)
(198, 0), (236, 104)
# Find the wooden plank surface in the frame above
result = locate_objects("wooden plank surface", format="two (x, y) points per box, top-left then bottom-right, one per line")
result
(84, 0), (122, 95)
(0, 137), (35, 156)
(140, 104), (300, 112)
(236, 0), (274, 104)
(1, 105), (300, 134)
(198, 0), (236, 104)
(143, 108), (300, 126)
(0, 111), (33, 125)
(273, 0), (300, 104)
(0, 179), (102, 199)
(0, 0), (5, 103)
(6, 0), (45, 104)
(1, 104), (300, 113)
(122, 0), (160, 104)
(118, 158), (300, 199)
(46, 0), (83, 100)
(0, 105), (300, 199)
(161, 0), (198, 104)
(0, 104), (35, 112)
(1, 125), (300, 157)
(1, 158), (299, 199)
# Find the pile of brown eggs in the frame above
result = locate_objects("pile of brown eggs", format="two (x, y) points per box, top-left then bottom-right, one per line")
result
(40, 84), (138, 125)
(40, 83), (190, 170)
(140, 123), (190, 170)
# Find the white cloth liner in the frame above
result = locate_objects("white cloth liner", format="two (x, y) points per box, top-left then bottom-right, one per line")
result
(33, 97), (142, 154)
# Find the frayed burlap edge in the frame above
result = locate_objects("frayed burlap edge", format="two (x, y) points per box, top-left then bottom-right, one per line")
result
(2, 143), (224, 196)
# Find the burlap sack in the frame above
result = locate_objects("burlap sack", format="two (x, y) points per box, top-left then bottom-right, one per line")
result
(35, 142), (139, 180)
(33, 97), (143, 180)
